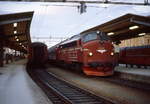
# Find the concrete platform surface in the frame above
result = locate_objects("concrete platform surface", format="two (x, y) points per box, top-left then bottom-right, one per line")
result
(0, 60), (52, 104)
(115, 65), (150, 84)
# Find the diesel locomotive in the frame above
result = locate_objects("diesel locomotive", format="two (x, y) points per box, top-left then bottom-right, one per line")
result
(48, 31), (116, 76)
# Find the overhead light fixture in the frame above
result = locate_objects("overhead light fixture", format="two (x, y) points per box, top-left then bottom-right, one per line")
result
(15, 36), (18, 39)
(16, 38), (19, 41)
(107, 32), (114, 36)
(129, 25), (139, 30)
(97, 31), (100, 34)
(138, 33), (146, 36)
(24, 47), (27, 50)
(19, 43), (22, 45)
(14, 30), (17, 34)
(13, 23), (17, 27)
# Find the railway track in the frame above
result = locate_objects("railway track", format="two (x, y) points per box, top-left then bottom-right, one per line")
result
(30, 69), (114, 104)
(49, 66), (150, 92)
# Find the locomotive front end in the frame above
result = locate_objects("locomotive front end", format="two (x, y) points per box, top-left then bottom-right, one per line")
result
(81, 31), (115, 76)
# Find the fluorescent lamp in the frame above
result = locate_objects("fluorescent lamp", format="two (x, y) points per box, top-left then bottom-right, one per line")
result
(14, 30), (17, 34)
(129, 25), (139, 30)
(97, 31), (100, 34)
(138, 33), (146, 36)
(16, 38), (19, 41)
(13, 23), (17, 27)
(107, 32), (114, 36)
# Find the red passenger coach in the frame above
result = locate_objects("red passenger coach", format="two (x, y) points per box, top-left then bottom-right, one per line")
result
(119, 45), (150, 67)
(27, 42), (48, 69)
(49, 31), (116, 76)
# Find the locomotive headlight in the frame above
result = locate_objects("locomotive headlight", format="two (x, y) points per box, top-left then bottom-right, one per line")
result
(89, 52), (93, 56)
(111, 52), (114, 56)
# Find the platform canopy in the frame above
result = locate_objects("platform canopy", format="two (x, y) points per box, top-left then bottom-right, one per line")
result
(0, 12), (34, 53)
(81, 14), (150, 42)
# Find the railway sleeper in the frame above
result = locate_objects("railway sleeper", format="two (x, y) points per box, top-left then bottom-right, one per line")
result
(53, 86), (71, 88)
(66, 95), (92, 98)
(60, 91), (81, 94)
(67, 96), (95, 98)
(79, 102), (104, 104)
(68, 98), (98, 101)
(73, 100), (104, 104)
(58, 90), (80, 93)
(54, 87), (77, 90)
(62, 93), (82, 95)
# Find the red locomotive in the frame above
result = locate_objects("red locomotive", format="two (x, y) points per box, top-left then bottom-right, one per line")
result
(119, 45), (150, 68)
(27, 42), (48, 70)
(48, 31), (116, 76)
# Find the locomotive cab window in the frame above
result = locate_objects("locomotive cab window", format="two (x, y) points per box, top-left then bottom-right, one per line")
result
(82, 32), (98, 43)
(98, 32), (110, 41)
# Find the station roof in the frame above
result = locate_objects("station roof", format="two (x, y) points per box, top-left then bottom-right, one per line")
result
(0, 11), (34, 53)
(81, 14), (150, 42)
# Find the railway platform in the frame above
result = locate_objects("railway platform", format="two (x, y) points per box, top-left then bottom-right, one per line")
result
(0, 60), (52, 104)
(115, 65), (150, 84)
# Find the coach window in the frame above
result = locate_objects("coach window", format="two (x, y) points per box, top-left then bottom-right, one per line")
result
(82, 32), (97, 43)
(62, 41), (77, 48)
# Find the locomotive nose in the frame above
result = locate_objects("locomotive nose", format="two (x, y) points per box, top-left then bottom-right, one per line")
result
(84, 41), (115, 67)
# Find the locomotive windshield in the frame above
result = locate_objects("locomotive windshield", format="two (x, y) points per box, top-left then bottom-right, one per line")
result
(82, 32), (98, 42)
(98, 32), (110, 41)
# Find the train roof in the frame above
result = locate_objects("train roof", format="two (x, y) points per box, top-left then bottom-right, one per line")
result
(59, 34), (81, 46)
(59, 31), (99, 46)
(48, 42), (60, 52)
(48, 31), (100, 49)
(31, 42), (47, 47)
